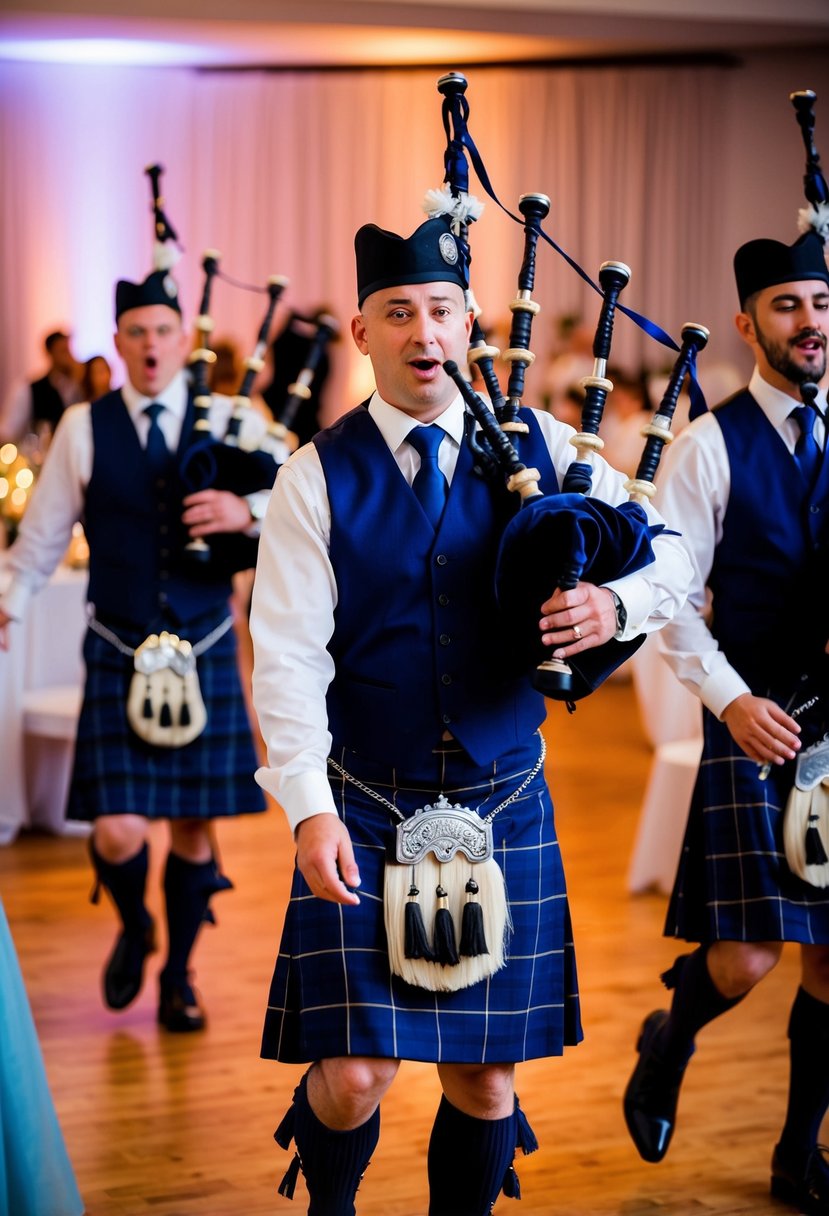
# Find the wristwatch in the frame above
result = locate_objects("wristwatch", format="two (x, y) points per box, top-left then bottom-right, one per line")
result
(608, 589), (627, 634)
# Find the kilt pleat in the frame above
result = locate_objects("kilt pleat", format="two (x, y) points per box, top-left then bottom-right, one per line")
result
(666, 709), (829, 944)
(67, 614), (265, 821)
(261, 737), (583, 1065)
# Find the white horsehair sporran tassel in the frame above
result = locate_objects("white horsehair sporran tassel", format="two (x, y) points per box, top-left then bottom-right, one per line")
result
(783, 733), (829, 888)
(328, 734), (545, 993)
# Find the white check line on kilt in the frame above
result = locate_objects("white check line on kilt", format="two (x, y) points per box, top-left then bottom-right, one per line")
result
(327, 733), (546, 993)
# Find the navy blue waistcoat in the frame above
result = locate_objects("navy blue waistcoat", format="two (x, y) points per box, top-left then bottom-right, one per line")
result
(710, 390), (828, 692)
(315, 405), (560, 766)
(85, 390), (233, 628)
(30, 374), (65, 429)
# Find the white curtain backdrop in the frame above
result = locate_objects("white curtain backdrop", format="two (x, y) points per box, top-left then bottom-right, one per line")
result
(1, 50), (826, 422)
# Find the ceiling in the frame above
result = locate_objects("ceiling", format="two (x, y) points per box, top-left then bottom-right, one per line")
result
(2, 0), (828, 68)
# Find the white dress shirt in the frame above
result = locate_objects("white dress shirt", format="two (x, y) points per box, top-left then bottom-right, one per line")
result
(655, 367), (828, 719)
(0, 370), (285, 621)
(250, 390), (694, 832)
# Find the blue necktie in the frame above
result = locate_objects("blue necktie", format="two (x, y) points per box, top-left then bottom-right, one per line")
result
(792, 407), (822, 491)
(408, 425), (448, 530)
(143, 403), (171, 476)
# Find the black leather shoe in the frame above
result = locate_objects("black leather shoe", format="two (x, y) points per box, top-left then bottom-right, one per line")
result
(103, 920), (156, 1010)
(771, 1143), (829, 1214)
(158, 979), (206, 1033)
(623, 1010), (693, 1164)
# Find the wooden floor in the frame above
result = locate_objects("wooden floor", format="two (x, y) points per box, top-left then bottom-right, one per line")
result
(1, 676), (813, 1216)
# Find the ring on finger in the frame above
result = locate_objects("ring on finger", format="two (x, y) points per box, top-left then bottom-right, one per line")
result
(572, 624), (582, 641)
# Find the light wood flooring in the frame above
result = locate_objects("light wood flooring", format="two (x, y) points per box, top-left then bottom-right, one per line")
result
(0, 676), (815, 1215)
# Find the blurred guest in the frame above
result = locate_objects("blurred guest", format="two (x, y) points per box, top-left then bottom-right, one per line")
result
(208, 337), (244, 398)
(0, 330), (82, 443)
(541, 313), (594, 416)
(81, 355), (112, 403)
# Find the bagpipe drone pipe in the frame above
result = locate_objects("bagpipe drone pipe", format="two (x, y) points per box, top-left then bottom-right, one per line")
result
(790, 87), (829, 247)
(271, 309), (340, 438)
(140, 164), (291, 577)
(426, 72), (708, 702)
(175, 255), (292, 578)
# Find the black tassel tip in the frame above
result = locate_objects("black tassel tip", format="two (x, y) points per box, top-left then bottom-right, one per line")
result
(159, 700), (173, 728)
(433, 886), (460, 966)
(404, 886), (435, 960)
(459, 877), (488, 957)
(805, 818), (829, 866)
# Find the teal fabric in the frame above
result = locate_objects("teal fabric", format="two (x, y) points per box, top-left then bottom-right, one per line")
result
(0, 899), (84, 1216)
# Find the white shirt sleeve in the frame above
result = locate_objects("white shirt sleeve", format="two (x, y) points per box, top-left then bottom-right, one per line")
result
(531, 409), (694, 638)
(649, 412), (751, 717)
(250, 445), (339, 832)
(0, 403), (91, 620)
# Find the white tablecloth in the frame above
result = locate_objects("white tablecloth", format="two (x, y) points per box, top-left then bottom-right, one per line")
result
(0, 558), (87, 844)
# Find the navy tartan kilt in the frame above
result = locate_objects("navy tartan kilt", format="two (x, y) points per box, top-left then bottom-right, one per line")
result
(261, 735), (583, 1066)
(665, 708), (829, 944)
(67, 610), (266, 822)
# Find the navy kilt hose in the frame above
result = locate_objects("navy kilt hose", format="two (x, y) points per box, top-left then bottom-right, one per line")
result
(67, 608), (266, 822)
(261, 735), (583, 1066)
(666, 707), (829, 945)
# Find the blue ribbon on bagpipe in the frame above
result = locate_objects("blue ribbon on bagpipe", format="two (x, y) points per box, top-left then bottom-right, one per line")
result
(439, 88), (708, 421)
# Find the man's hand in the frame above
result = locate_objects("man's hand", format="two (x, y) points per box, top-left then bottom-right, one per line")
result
(0, 609), (11, 652)
(539, 583), (618, 659)
(721, 692), (801, 767)
(182, 488), (253, 537)
(295, 813), (361, 906)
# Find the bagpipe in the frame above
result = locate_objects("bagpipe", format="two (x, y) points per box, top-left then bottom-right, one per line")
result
(145, 162), (183, 271)
(428, 72), (708, 702)
(178, 250), (290, 574)
(141, 166), (288, 575)
(790, 88), (829, 247)
(223, 274), (289, 452)
(271, 310), (340, 438)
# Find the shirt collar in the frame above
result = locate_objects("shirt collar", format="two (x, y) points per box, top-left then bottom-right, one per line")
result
(121, 369), (189, 426)
(749, 365), (828, 427)
(368, 390), (468, 452)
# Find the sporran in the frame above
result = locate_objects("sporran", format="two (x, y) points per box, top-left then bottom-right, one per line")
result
(783, 733), (829, 888)
(328, 735), (544, 993)
(127, 631), (206, 747)
(89, 612), (233, 749)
